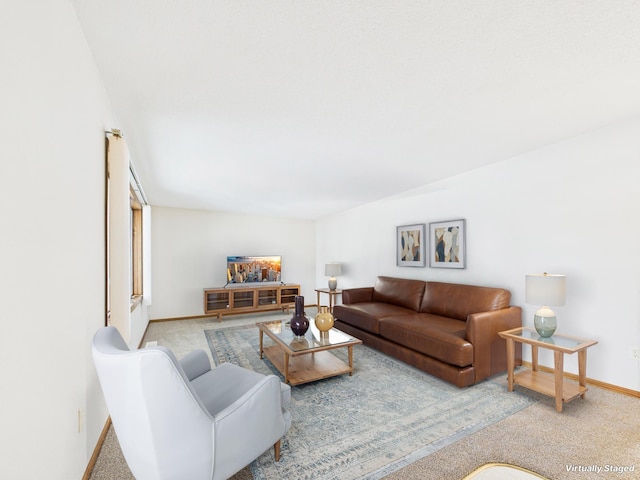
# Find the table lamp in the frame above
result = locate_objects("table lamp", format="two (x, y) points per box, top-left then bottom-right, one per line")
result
(325, 263), (342, 291)
(525, 273), (566, 338)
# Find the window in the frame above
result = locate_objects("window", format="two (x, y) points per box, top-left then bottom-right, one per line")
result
(130, 185), (143, 310)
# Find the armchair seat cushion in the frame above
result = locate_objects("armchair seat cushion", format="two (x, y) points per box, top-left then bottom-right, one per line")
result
(191, 363), (291, 417)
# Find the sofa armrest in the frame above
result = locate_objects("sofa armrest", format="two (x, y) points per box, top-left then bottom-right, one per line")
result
(466, 306), (522, 382)
(342, 287), (374, 304)
(179, 349), (212, 381)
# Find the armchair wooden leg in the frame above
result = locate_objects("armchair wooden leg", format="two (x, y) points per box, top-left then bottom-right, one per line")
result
(274, 439), (281, 462)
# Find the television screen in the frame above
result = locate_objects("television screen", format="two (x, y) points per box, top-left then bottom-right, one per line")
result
(227, 255), (282, 284)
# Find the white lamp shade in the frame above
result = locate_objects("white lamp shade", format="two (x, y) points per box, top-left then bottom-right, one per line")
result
(324, 263), (342, 277)
(525, 274), (566, 306)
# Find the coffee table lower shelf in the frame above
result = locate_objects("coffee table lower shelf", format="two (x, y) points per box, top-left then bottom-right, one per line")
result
(513, 370), (587, 403)
(262, 345), (353, 386)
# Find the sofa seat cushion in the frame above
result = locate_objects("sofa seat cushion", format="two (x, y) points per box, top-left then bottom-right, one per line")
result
(379, 314), (473, 367)
(333, 303), (415, 335)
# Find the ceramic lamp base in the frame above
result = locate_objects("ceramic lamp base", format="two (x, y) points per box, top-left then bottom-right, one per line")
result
(534, 307), (557, 338)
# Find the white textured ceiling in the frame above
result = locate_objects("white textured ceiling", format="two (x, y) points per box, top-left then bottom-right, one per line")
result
(71, 1), (640, 219)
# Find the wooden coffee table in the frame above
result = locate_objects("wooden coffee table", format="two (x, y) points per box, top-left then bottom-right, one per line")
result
(257, 320), (362, 385)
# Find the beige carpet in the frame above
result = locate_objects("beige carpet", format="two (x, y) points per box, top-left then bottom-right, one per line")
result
(384, 384), (639, 480)
(89, 311), (640, 480)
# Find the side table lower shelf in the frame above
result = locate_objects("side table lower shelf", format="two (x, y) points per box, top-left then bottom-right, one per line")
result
(513, 370), (587, 404)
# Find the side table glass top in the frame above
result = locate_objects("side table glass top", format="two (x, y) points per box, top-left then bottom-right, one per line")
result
(500, 327), (597, 351)
(257, 320), (357, 352)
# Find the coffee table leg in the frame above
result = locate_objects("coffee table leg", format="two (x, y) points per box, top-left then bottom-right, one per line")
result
(259, 330), (264, 359)
(348, 345), (354, 375)
(283, 352), (290, 384)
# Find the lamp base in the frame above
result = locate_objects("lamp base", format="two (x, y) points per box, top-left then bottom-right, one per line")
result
(328, 277), (337, 291)
(534, 307), (557, 338)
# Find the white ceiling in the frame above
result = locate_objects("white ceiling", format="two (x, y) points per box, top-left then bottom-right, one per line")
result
(71, 1), (640, 220)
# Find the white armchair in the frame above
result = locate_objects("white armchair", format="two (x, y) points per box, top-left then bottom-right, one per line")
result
(92, 326), (291, 480)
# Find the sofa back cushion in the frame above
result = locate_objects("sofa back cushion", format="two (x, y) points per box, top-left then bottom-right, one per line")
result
(419, 282), (511, 320)
(373, 276), (426, 311)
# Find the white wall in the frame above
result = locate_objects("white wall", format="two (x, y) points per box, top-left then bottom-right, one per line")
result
(150, 206), (316, 319)
(317, 117), (640, 391)
(0, 1), (121, 478)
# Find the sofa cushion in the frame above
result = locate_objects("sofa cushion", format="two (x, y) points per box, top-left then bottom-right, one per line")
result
(420, 282), (511, 320)
(372, 276), (426, 311)
(379, 314), (473, 367)
(333, 303), (415, 335)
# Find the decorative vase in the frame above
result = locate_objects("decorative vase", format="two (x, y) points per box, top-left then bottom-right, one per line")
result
(534, 313), (557, 338)
(290, 296), (309, 336)
(315, 306), (334, 334)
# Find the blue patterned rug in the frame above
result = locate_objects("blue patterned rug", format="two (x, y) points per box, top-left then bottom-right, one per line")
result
(204, 325), (535, 480)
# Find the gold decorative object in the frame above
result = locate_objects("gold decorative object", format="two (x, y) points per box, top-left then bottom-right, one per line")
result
(315, 306), (334, 334)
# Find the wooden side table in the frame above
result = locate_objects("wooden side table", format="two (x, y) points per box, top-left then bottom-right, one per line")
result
(315, 288), (342, 312)
(498, 327), (598, 412)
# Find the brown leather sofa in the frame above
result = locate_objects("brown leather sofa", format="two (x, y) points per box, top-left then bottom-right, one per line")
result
(333, 276), (522, 387)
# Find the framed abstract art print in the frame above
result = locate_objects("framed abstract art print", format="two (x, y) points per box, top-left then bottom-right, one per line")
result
(429, 219), (466, 269)
(396, 224), (426, 267)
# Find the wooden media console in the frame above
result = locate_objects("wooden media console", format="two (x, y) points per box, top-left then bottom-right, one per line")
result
(203, 284), (300, 320)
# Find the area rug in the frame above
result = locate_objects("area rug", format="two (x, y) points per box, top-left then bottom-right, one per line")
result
(204, 325), (535, 480)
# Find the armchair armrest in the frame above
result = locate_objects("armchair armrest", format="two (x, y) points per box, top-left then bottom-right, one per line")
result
(213, 375), (289, 479)
(342, 287), (374, 304)
(466, 306), (522, 382)
(179, 350), (212, 381)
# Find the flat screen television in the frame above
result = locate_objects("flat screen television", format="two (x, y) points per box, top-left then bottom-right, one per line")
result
(226, 255), (282, 284)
